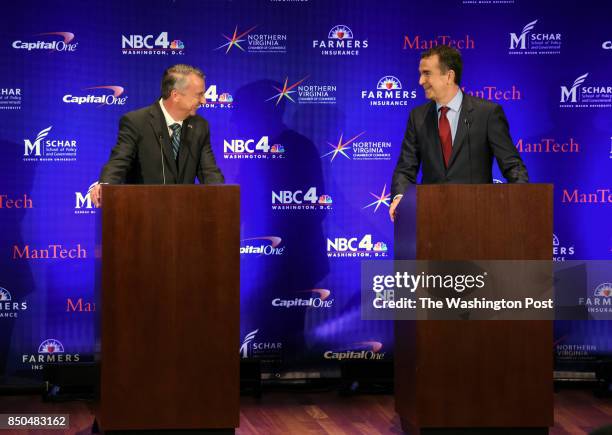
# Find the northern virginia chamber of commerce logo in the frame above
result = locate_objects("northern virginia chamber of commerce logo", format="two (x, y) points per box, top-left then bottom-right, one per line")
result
(23, 126), (77, 162)
(509, 19), (561, 55)
(12, 32), (78, 52)
(121, 31), (185, 55)
(312, 25), (368, 56)
(322, 131), (391, 162)
(324, 341), (385, 360)
(363, 185), (391, 213)
(268, 76), (337, 105)
(216, 25), (287, 54)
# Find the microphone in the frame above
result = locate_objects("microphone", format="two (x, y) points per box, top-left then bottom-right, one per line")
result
(464, 118), (473, 184)
(159, 134), (166, 184)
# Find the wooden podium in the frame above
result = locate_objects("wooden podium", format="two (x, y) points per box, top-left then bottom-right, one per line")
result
(394, 184), (554, 435)
(96, 185), (240, 433)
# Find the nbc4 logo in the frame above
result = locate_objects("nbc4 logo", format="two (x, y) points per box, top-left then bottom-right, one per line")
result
(327, 234), (388, 257)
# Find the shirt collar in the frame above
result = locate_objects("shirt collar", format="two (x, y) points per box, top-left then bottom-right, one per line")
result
(159, 98), (182, 127)
(436, 88), (463, 113)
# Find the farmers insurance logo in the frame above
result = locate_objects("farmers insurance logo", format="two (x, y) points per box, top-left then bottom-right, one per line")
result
(216, 25), (287, 54)
(271, 289), (334, 309)
(22, 339), (80, 371)
(560, 73), (612, 108)
(224, 136), (285, 159)
(579, 283), (612, 314)
(63, 85), (127, 107)
(313, 25), (368, 56)
(0, 287), (28, 318)
(322, 132), (391, 162)
(272, 187), (332, 210)
(12, 32), (77, 52)
(509, 20), (561, 55)
(361, 76), (417, 107)
(324, 341), (385, 360)
(240, 329), (283, 359)
(327, 234), (388, 258)
(553, 234), (575, 262)
(268, 76), (337, 105)
(121, 32), (185, 55)
(201, 84), (234, 109)
(23, 126), (77, 162)
(240, 236), (285, 256)
(0, 87), (22, 110)
(75, 182), (97, 215)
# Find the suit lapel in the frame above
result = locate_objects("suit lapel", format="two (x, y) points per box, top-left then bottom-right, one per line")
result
(447, 94), (474, 169)
(426, 102), (446, 174)
(149, 102), (178, 180)
(177, 117), (193, 182)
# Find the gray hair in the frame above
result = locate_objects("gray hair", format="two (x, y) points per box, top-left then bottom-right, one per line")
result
(161, 64), (205, 99)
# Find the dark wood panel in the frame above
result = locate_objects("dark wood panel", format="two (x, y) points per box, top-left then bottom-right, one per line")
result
(99, 185), (240, 430)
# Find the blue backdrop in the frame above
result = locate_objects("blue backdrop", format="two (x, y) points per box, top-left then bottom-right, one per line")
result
(1, 0), (611, 381)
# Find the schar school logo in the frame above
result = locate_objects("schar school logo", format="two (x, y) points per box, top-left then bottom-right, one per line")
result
(267, 76), (337, 105)
(121, 32), (185, 55)
(509, 20), (561, 55)
(272, 187), (332, 210)
(403, 34), (474, 50)
(363, 185), (391, 213)
(271, 289), (334, 309)
(323, 341), (385, 360)
(560, 73), (612, 108)
(240, 236), (285, 256)
(361, 76), (417, 107)
(0, 87), (22, 110)
(22, 339), (80, 371)
(12, 32), (78, 52)
(322, 132), (391, 162)
(327, 234), (388, 258)
(0, 287), (28, 319)
(313, 25), (368, 56)
(23, 126), (77, 162)
(553, 234), (575, 262)
(579, 283), (612, 314)
(75, 182), (98, 215)
(224, 136), (285, 159)
(216, 25), (287, 54)
(516, 137), (579, 154)
(240, 329), (283, 359)
(63, 86), (127, 107)
(201, 84), (234, 109)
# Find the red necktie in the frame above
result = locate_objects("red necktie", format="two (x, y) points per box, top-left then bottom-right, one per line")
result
(438, 106), (452, 168)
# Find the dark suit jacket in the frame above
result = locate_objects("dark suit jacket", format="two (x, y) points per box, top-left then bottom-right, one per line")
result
(391, 93), (528, 197)
(99, 101), (224, 184)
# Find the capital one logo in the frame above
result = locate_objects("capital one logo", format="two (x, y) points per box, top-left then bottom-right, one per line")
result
(75, 182), (97, 212)
(24, 126), (51, 156)
(561, 73), (588, 103)
(509, 20), (537, 50)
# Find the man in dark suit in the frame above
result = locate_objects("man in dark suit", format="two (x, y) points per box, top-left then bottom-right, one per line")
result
(91, 64), (224, 207)
(389, 45), (528, 221)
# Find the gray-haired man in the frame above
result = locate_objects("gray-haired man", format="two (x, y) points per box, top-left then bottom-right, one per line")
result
(91, 64), (224, 207)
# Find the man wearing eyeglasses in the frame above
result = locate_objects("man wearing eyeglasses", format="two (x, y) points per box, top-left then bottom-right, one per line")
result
(91, 64), (224, 207)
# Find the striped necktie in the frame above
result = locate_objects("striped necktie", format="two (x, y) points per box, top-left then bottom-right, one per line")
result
(169, 123), (181, 160)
